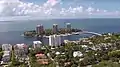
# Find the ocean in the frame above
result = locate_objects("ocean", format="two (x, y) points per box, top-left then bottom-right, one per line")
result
(0, 18), (120, 44)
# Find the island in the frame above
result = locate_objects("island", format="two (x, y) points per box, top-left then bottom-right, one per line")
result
(23, 23), (82, 37)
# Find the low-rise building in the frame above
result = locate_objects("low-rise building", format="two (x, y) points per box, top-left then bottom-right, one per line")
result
(64, 40), (69, 44)
(108, 33), (112, 36)
(73, 51), (83, 57)
(104, 37), (111, 40)
(1, 51), (11, 64)
(33, 41), (42, 48)
(2, 44), (12, 51)
(64, 40), (80, 44)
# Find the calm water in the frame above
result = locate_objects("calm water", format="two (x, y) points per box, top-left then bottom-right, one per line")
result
(0, 18), (120, 44)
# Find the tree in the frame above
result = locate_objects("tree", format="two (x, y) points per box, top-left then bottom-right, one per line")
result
(0, 51), (3, 60)
(108, 50), (120, 58)
(45, 29), (53, 36)
(10, 50), (20, 66)
(92, 61), (120, 67)
(0, 48), (2, 52)
(71, 64), (78, 67)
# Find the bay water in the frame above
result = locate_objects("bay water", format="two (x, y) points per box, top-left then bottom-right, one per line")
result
(0, 18), (120, 44)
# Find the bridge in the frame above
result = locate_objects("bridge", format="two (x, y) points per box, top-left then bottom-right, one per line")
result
(44, 31), (102, 38)
(72, 31), (102, 36)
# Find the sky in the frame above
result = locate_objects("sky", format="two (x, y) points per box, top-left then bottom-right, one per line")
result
(0, 0), (120, 20)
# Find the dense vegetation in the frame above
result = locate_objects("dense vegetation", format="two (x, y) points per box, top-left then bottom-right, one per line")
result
(6, 33), (120, 67)
(0, 48), (3, 61)
(24, 28), (82, 37)
(29, 47), (56, 67)
(28, 33), (120, 67)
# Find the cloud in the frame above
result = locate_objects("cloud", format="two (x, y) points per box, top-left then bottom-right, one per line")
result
(0, 0), (120, 20)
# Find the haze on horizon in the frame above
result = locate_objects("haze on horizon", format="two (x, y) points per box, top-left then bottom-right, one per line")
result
(0, 0), (120, 21)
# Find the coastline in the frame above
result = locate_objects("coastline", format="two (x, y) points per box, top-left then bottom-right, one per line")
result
(0, 18), (120, 44)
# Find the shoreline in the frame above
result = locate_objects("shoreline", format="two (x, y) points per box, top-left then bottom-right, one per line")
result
(0, 31), (119, 45)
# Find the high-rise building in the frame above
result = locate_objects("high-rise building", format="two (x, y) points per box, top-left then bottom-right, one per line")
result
(49, 35), (62, 46)
(36, 24), (44, 44)
(14, 43), (28, 58)
(2, 44), (12, 51)
(66, 23), (71, 33)
(53, 24), (58, 34)
(36, 24), (44, 35)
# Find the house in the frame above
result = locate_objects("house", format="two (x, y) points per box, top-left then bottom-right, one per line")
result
(73, 51), (83, 57)
(104, 37), (111, 40)
(64, 40), (69, 44)
(2, 44), (12, 51)
(89, 42), (93, 45)
(36, 53), (47, 59)
(37, 59), (49, 65)
(81, 45), (88, 48)
(64, 62), (71, 67)
(55, 52), (60, 55)
(35, 53), (49, 65)
(108, 33), (112, 36)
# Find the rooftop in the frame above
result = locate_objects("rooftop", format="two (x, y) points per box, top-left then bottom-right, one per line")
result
(66, 23), (71, 25)
(33, 41), (42, 44)
(2, 44), (12, 46)
(15, 43), (27, 49)
(37, 24), (43, 27)
(53, 24), (58, 26)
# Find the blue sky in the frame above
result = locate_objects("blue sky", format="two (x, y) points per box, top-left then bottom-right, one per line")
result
(0, 0), (120, 20)
(23, 0), (120, 10)
(21, 0), (120, 10)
